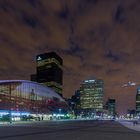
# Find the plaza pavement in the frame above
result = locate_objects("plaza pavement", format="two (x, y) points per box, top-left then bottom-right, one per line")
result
(118, 120), (140, 132)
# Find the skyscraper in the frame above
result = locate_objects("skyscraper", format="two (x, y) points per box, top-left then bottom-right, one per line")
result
(31, 52), (63, 96)
(136, 87), (140, 114)
(80, 79), (104, 116)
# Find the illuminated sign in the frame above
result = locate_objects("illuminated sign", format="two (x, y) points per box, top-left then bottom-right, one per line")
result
(37, 56), (42, 61)
(84, 80), (95, 83)
(37, 58), (61, 67)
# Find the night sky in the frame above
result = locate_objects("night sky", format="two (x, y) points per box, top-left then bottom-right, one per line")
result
(0, 0), (140, 115)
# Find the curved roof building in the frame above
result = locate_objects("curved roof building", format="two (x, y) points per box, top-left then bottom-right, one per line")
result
(0, 80), (69, 115)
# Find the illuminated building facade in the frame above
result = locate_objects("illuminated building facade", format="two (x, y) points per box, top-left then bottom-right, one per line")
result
(136, 87), (140, 114)
(31, 52), (63, 96)
(0, 80), (68, 120)
(80, 79), (103, 116)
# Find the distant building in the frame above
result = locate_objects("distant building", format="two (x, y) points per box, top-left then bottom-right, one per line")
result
(136, 87), (140, 114)
(68, 90), (81, 116)
(72, 90), (81, 109)
(80, 79), (104, 117)
(31, 52), (63, 96)
(73, 90), (81, 116)
(106, 99), (116, 117)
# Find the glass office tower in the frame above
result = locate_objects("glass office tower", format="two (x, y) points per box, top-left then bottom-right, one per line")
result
(80, 79), (103, 117)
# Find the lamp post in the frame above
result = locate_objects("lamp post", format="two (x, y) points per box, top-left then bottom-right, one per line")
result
(58, 108), (62, 120)
(59, 108), (62, 114)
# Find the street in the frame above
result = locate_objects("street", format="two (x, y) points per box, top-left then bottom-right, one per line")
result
(0, 120), (140, 140)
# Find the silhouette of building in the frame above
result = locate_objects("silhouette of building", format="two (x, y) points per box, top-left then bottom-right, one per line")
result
(31, 52), (63, 96)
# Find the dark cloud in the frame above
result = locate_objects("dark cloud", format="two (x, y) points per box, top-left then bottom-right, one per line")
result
(106, 69), (121, 75)
(21, 13), (40, 28)
(57, 5), (69, 20)
(27, 0), (41, 7)
(75, 0), (98, 15)
(114, 5), (125, 23)
(105, 50), (120, 62)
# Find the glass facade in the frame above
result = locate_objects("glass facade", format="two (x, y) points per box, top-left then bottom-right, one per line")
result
(0, 80), (68, 115)
(80, 79), (103, 112)
(136, 87), (140, 114)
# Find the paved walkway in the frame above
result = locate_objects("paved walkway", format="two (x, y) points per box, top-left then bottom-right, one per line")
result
(118, 120), (140, 132)
(2, 119), (140, 133)
(1, 120), (140, 140)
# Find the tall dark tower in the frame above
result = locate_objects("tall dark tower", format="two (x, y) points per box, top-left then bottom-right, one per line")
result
(35, 52), (63, 96)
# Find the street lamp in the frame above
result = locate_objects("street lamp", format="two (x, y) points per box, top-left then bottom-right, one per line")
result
(59, 109), (62, 114)
(59, 109), (62, 119)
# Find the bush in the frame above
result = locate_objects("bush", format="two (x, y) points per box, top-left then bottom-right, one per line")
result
(0, 115), (10, 122)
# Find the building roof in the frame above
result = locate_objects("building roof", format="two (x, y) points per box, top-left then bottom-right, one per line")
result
(0, 80), (64, 101)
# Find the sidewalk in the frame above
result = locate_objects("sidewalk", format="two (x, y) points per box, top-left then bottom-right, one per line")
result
(0, 120), (38, 125)
(118, 120), (140, 132)
(0, 119), (77, 126)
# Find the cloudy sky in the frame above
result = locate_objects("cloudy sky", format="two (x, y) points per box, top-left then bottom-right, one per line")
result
(1, 0), (140, 114)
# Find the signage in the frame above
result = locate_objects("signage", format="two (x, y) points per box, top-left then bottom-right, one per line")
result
(37, 56), (42, 61)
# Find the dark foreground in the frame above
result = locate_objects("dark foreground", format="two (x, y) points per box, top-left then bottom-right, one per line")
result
(0, 120), (140, 140)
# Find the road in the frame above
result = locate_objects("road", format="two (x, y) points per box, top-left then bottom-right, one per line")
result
(0, 120), (140, 140)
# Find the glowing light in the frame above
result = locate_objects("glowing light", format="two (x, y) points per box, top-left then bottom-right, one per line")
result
(85, 80), (95, 83)
(0, 110), (9, 116)
(21, 112), (30, 116)
(122, 81), (137, 87)
(11, 112), (20, 116)
(37, 56), (42, 61)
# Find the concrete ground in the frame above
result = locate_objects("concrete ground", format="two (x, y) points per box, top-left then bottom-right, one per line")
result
(118, 120), (140, 132)
(0, 120), (140, 140)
